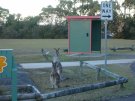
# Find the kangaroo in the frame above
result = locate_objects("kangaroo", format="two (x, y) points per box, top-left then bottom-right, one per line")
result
(41, 48), (64, 88)
(41, 48), (50, 60)
(53, 48), (63, 80)
(50, 61), (60, 88)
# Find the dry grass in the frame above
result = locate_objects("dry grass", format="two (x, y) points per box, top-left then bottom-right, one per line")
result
(26, 66), (111, 93)
(24, 63), (135, 101)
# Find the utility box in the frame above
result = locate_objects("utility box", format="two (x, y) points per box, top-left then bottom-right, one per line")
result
(66, 16), (101, 54)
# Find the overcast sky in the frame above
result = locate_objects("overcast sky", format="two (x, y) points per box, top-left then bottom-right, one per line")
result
(0, 0), (124, 17)
(0, 0), (58, 17)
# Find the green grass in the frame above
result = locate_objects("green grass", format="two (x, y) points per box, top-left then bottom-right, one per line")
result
(0, 39), (135, 50)
(0, 39), (68, 63)
(105, 39), (135, 48)
(24, 64), (135, 101)
(0, 39), (135, 63)
(0, 39), (67, 49)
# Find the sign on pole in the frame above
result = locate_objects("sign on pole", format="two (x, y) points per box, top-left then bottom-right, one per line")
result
(0, 49), (17, 101)
(100, 1), (113, 68)
(101, 1), (113, 20)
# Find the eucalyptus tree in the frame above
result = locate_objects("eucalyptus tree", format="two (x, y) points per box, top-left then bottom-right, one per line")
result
(126, 0), (135, 13)
(40, 0), (78, 24)
(2, 14), (18, 38)
(0, 7), (9, 37)
(57, 0), (78, 15)
(122, 16), (135, 39)
(56, 0), (100, 17)
(78, 0), (100, 16)
(40, 5), (57, 24)
(108, 0), (125, 38)
(78, 0), (86, 15)
(16, 13), (22, 22)
(0, 7), (9, 23)
(40, 0), (100, 24)
(122, 0), (135, 17)
(109, 0), (135, 39)
(19, 16), (41, 38)
(55, 0), (78, 23)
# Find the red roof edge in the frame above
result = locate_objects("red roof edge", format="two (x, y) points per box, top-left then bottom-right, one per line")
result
(66, 16), (100, 19)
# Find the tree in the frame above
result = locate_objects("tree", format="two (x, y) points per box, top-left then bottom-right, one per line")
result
(0, 0), (135, 39)
(108, 1), (124, 38)
(122, 0), (135, 17)
(19, 16), (41, 38)
(0, 7), (9, 37)
(0, 7), (9, 23)
(122, 16), (135, 39)
(78, 0), (100, 15)
(40, 5), (57, 24)
(57, 0), (78, 16)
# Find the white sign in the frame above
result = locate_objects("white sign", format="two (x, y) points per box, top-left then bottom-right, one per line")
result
(101, 1), (113, 20)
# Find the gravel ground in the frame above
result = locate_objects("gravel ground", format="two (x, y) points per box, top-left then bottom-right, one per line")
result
(0, 70), (35, 86)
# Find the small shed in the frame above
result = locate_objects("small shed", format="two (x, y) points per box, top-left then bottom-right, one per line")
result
(66, 16), (101, 54)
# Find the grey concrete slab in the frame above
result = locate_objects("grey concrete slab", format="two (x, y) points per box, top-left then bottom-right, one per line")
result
(20, 59), (135, 69)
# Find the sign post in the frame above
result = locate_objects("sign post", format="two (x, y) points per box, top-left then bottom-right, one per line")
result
(0, 49), (17, 101)
(104, 20), (108, 67)
(101, 1), (113, 67)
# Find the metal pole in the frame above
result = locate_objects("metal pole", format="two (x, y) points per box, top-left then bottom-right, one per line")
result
(104, 20), (108, 68)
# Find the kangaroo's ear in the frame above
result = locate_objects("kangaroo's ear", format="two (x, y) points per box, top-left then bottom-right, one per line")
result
(57, 48), (60, 52)
(54, 48), (60, 56)
(52, 61), (54, 67)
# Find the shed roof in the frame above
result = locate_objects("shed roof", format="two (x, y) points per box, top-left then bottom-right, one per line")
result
(66, 16), (100, 19)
